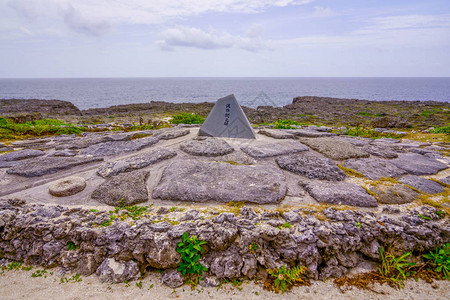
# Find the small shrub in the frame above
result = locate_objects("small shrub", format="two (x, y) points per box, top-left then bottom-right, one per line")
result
(170, 113), (205, 124)
(379, 247), (416, 287)
(429, 125), (450, 134)
(67, 241), (78, 251)
(249, 242), (259, 254)
(266, 265), (309, 293)
(278, 222), (292, 229)
(32, 269), (47, 278)
(423, 243), (450, 279)
(177, 232), (208, 277)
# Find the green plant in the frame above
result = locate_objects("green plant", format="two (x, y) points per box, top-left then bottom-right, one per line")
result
(418, 214), (431, 220)
(356, 222), (361, 228)
(268, 119), (305, 129)
(429, 125), (450, 134)
(176, 232), (208, 276)
(170, 113), (205, 124)
(136, 280), (143, 289)
(67, 241), (78, 251)
(278, 222), (292, 229)
(90, 209), (99, 213)
(266, 265), (308, 293)
(32, 269), (48, 278)
(435, 210), (445, 219)
(249, 242), (259, 254)
(379, 247), (416, 287)
(423, 243), (450, 279)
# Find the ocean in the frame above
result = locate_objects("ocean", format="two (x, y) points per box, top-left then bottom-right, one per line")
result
(0, 77), (449, 110)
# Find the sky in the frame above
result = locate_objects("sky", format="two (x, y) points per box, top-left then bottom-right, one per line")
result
(0, 0), (449, 78)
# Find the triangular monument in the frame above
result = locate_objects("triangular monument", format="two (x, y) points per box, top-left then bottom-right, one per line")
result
(199, 94), (256, 139)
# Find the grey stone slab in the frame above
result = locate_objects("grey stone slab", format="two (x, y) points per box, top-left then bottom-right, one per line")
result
(399, 175), (445, 194)
(371, 137), (401, 144)
(285, 129), (336, 138)
(302, 181), (377, 207)
(371, 184), (418, 204)
(154, 128), (190, 140)
(80, 136), (159, 157)
(343, 157), (407, 180)
(97, 148), (177, 178)
(335, 136), (372, 147)
(240, 140), (309, 158)
(180, 137), (234, 157)
(213, 151), (256, 165)
(362, 144), (398, 159)
(199, 94), (256, 139)
(7, 156), (103, 177)
(390, 153), (448, 175)
(300, 138), (369, 160)
(258, 129), (295, 139)
(276, 152), (346, 181)
(49, 176), (87, 197)
(49, 149), (77, 157)
(152, 160), (286, 204)
(0, 149), (45, 161)
(91, 170), (150, 206)
(439, 176), (450, 185)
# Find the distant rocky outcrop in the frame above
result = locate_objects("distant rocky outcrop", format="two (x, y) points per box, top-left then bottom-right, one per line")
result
(0, 99), (81, 118)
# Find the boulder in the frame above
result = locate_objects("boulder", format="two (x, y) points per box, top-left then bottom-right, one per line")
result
(343, 158), (407, 180)
(302, 181), (377, 207)
(276, 152), (346, 181)
(91, 170), (150, 206)
(300, 138), (369, 160)
(241, 140), (309, 158)
(0, 149), (45, 161)
(390, 153), (448, 175)
(97, 148), (177, 178)
(152, 160), (286, 204)
(49, 176), (87, 197)
(161, 269), (184, 288)
(180, 137), (234, 157)
(371, 184), (419, 204)
(96, 258), (139, 283)
(7, 156), (103, 177)
(399, 175), (445, 194)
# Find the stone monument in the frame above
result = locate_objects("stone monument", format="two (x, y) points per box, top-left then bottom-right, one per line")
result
(198, 94), (256, 139)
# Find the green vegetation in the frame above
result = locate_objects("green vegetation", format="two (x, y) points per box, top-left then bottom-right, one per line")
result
(31, 269), (48, 278)
(0, 117), (83, 140)
(248, 242), (259, 254)
(268, 119), (306, 129)
(379, 247), (416, 287)
(343, 126), (405, 139)
(278, 222), (292, 229)
(429, 125), (450, 134)
(176, 232), (208, 283)
(60, 273), (82, 283)
(337, 164), (365, 178)
(420, 111), (434, 117)
(423, 243), (450, 279)
(170, 113), (205, 124)
(266, 265), (309, 293)
(67, 241), (79, 251)
(357, 112), (386, 117)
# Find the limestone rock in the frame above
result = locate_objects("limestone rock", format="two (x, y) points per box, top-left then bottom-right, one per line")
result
(49, 176), (87, 197)
(362, 144), (398, 159)
(439, 176), (450, 186)
(80, 136), (160, 157)
(213, 150), (256, 165)
(91, 170), (150, 206)
(161, 269), (184, 288)
(300, 138), (369, 160)
(97, 148), (177, 178)
(152, 160), (286, 204)
(96, 258), (139, 283)
(303, 181), (377, 207)
(49, 149), (77, 157)
(285, 129), (336, 138)
(390, 153), (448, 175)
(276, 152), (346, 181)
(399, 175), (445, 194)
(0, 149), (45, 161)
(258, 129), (295, 139)
(241, 140), (309, 158)
(7, 156), (103, 177)
(371, 184), (418, 204)
(343, 158), (407, 180)
(180, 137), (234, 157)
(154, 128), (190, 140)
(336, 136), (371, 147)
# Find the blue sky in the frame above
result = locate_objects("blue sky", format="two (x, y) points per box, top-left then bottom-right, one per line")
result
(0, 0), (449, 77)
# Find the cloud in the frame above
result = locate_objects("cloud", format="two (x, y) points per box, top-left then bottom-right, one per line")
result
(62, 5), (111, 36)
(156, 25), (269, 52)
(311, 6), (335, 18)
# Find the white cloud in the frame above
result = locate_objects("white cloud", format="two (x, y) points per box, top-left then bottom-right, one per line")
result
(62, 5), (111, 36)
(311, 6), (335, 18)
(156, 25), (269, 52)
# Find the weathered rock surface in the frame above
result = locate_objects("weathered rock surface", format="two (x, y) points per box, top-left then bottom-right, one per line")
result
(285, 129), (336, 138)
(49, 176), (87, 197)
(80, 136), (160, 157)
(390, 153), (448, 175)
(91, 170), (150, 206)
(161, 269), (184, 288)
(97, 148), (177, 178)
(154, 128), (190, 140)
(371, 184), (419, 204)
(335, 136), (371, 147)
(96, 258), (139, 283)
(241, 140), (309, 158)
(361, 144), (398, 159)
(213, 151), (256, 165)
(0, 149), (45, 161)
(302, 181), (378, 207)
(439, 176), (450, 186)
(276, 152), (346, 181)
(49, 149), (77, 157)
(343, 158), (407, 180)
(300, 138), (369, 160)
(180, 137), (234, 157)
(258, 129), (295, 139)
(153, 160), (286, 204)
(399, 175), (445, 194)
(7, 156), (103, 177)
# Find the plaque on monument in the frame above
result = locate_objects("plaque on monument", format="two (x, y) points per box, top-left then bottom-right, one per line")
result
(199, 94), (256, 139)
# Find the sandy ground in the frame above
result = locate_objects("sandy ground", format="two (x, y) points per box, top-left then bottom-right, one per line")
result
(0, 269), (449, 300)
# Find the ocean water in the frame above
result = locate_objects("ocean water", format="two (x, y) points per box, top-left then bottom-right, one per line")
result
(0, 77), (449, 110)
